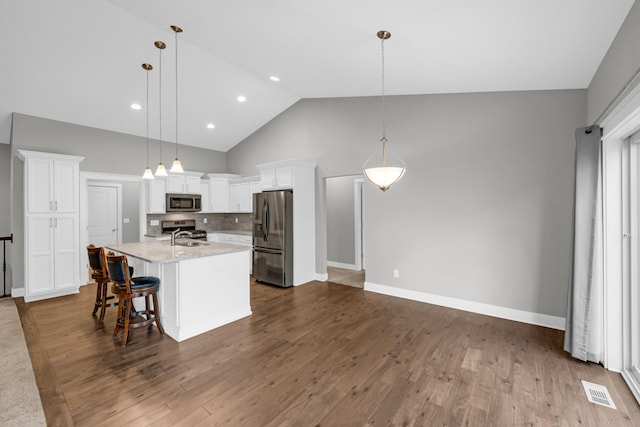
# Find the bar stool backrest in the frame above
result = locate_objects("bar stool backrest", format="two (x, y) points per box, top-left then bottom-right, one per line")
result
(87, 244), (107, 279)
(106, 252), (132, 293)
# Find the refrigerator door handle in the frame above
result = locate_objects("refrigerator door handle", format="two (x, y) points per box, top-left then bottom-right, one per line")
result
(260, 198), (266, 241)
(254, 247), (283, 255)
(264, 199), (270, 240)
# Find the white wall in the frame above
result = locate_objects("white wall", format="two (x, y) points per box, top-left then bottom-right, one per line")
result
(228, 90), (586, 319)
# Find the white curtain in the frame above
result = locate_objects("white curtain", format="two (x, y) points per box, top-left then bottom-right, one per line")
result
(564, 125), (604, 363)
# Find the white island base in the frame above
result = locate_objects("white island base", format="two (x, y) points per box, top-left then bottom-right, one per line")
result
(107, 241), (251, 342)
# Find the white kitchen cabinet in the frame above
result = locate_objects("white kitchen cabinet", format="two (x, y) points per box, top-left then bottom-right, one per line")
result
(260, 165), (293, 190)
(250, 179), (262, 195)
(25, 154), (80, 214)
(200, 182), (210, 213)
(229, 176), (260, 212)
(207, 174), (240, 212)
(167, 171), (202, 194)
(229, 182), (250, 212)
(207, 233), (225, 243)
(224, 234), (252, 246)
(147, 178), (166, 214)
(18, 150), (84, 302)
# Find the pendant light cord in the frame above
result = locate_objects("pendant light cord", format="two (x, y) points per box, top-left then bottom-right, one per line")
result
(146, 68), (150, 165)
(381, 36), (387, 140)
(158, 47), (163, 162)
(174, 29), (179, 159)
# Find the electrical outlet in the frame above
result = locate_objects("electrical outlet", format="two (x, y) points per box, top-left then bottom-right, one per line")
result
(150, 219), (160, 226)
(393, 269), (399, 278)
(203, 218), (208, 224)
(235, 217), (238, 223)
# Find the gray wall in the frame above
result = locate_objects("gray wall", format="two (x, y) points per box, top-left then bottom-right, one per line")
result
(588, 1), (640, 124)
(0, 144), (10, 236)
(326, 176), (356, 265)
(228, 90), (586, 318)
(0, 143), (11, 294)
(121, 182), (140, 243)
(10, 113), (227, 290)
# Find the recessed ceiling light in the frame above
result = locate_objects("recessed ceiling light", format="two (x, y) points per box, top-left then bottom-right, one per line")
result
(130, 103), (142, 110)
(206, 123), (215, 129)
(269, 76), (280, 82)
(237, 95), (246, 103)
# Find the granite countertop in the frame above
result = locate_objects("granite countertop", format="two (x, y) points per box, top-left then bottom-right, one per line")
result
(212, 230), (252, 236)
(144, 230), (251, 238)
(106, 240), (249, 264)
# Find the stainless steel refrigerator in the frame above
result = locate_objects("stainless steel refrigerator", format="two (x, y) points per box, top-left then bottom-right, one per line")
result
(252, 190), (293, 287)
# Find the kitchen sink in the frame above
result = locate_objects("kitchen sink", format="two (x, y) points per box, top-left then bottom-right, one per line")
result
(174, 240), (209, 247)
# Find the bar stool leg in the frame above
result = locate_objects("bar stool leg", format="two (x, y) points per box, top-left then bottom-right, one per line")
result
(152, 293), (164, 335)
(113, 296), (124, 338)
(121, 299), (132, 347)
(99, 282), (108, 322)
(92, 282), (101, 316)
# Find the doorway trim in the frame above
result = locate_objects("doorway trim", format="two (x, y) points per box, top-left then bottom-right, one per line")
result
(325, 174), (365, 272)
(601, 79), (640, 384)
(79, 171), (141, 285)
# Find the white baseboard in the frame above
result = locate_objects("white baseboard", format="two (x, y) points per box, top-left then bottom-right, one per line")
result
(327, 261), (359, 271)
(11, 287), (24, 298)
(364, 281), (566, 331)
(315, 273), (329, 282)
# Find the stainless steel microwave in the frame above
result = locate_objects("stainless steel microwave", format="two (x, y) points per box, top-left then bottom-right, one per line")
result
(166, 193), (201, 212)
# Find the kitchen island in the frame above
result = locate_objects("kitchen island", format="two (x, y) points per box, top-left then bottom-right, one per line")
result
(106, 240), (251, 342)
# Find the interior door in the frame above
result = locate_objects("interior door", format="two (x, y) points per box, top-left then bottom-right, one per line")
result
(627, 132), (640, 393)
(88, 184), (119, 247)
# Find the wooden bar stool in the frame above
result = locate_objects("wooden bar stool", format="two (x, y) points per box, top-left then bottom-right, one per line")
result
(106, 252), (164, 347)
(87, 244), (117, 321)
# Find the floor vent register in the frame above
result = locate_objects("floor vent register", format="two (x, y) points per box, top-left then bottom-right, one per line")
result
(581, 380), (617, 409)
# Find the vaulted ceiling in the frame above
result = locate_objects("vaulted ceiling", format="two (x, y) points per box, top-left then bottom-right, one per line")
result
(1, 1), (634, 151)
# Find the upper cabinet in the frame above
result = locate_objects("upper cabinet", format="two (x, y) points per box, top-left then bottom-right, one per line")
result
(146, 179), (166, 214)
(260, 165), (293, 190)
(229, 176), (260, 213)
(200, 181), (210, 213)
(206, 174), (240, 213)
(20, 151), (83, 214)
(166, 171), (202, 194)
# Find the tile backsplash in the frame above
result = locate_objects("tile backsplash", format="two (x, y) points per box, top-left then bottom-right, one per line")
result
(147, 212), (252, 235)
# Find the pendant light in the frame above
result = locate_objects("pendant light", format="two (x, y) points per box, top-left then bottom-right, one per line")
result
(141, 63), (155, 180)
(154, 40), (168, 177)
(170, 25), (184, 173)
(363, 30), (406, 192)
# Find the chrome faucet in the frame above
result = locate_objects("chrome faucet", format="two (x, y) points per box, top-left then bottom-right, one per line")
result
(170, 228), (192, 246)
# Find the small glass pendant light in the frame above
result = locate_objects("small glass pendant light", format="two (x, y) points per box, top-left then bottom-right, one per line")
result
(169, 25), (184, 173)
(141, 63), (155, 180)
(154, 40), (168, 177)
(363, 30), (406, 191)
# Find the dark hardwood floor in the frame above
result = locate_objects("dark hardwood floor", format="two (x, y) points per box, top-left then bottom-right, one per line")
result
(16, 279), (640, 426)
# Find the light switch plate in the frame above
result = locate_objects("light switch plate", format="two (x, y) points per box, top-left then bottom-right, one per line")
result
(123, 218), (130, 224)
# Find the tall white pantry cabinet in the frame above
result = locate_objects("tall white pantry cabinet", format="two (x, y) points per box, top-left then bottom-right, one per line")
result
(18, 150), (84, 302)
